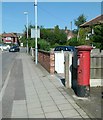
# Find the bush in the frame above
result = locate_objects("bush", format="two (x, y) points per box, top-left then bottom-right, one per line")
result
(67, 37), (80, 46)
(38, 39), (50, 51)
(20, 36), (27, 47)
(51, 43), (60, 48)
(28, 38), (35, 48)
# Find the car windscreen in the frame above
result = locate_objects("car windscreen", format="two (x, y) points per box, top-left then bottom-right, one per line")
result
(54, 46), (75, 51)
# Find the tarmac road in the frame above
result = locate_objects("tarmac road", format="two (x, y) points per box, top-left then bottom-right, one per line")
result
(1, 48), (27, 118)
(2, 51), (18, 88)
(0, 51), (2, 92)
(2, 56), (26, 118)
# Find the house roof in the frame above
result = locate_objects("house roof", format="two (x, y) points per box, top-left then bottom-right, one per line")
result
(67, 31), (74, 37)
(2, 33), (17, 37)
(80, 14), (103, 27)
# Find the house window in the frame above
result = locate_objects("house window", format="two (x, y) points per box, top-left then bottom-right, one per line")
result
(86, 33), (91, 40)
(92, 28), (94, 34)
(5, 37), (11, 40)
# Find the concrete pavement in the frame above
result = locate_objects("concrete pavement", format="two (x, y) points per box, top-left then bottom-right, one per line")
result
(2, 53), (91, 118)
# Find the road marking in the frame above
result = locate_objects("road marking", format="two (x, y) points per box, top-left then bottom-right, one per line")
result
(0, 70), (11, 102)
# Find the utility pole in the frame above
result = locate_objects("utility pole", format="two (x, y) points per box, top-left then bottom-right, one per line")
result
(70, 21), (72, 31)
(24, 12), (29, 54)
(34, 0), (38, 64)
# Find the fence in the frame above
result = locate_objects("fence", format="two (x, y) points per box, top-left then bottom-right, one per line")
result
(90, 49), (103, 86)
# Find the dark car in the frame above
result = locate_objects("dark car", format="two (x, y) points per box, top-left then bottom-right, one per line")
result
(54, 46), (75, 52)
(9, 45), (20, 52)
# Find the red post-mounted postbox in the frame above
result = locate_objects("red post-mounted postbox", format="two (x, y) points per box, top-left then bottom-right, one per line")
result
(76, 45), (92, 97)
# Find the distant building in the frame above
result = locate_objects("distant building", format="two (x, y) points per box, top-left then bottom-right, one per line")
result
(67, 31), (74, 40)
(80, 14), (103, 27)
(64, 27), (74, 40)
(1, 33), (20, 44)
(80, 14), (103, 40)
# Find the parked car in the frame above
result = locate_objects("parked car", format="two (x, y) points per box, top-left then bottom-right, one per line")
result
(9, 45), (20, 52)
(0, 44), (10, 51)
(54, 46), (75, 52)
(6, 45), (10, 49)
(0, 44), (3, 51)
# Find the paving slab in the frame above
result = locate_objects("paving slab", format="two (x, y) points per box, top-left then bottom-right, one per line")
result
(42, 105), (59, 113)
(61, 109), (80, 118)
(27, 102), (41, 109)
(45, 111), (63, 118)
(28, 113), (45, 118)
(58, 103), (74, 111)
(28, 107), (44, 115)
(11, 100), (28, 118)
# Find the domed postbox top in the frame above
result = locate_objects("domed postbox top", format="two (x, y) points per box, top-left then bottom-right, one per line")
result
(76, 45), (93, 51)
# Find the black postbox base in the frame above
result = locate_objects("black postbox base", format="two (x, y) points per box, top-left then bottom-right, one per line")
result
(77, 85), (90, 97)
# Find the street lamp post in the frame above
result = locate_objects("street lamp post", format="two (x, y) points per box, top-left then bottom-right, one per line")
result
(34, 0), (38, 64)
(24, 11), (29, 54)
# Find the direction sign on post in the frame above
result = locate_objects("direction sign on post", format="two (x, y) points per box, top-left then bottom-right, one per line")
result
(31, 28), (40, 38)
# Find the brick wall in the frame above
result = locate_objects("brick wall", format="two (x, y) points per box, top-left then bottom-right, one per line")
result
(38, 50), (55, 74)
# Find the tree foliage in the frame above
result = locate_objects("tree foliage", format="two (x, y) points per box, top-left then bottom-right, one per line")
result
(67, 37), (79, 46)
(40, 25), (67, 47)
(20, 24), (35, 47)
(78, 27), (91, 45)
(74, 14), (87, 29)
(90, 24), (103, 49)
(38, 39), (50, 51)
(21, 24), (67, 50)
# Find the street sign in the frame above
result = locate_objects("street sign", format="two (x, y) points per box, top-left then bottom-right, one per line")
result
(21, 43), (23, 47)
(31, 28), (40, 38)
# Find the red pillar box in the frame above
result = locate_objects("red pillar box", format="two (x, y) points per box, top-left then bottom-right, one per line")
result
(76, 45), (92, 97)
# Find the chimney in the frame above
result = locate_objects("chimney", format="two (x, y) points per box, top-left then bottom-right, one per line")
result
(65, 26), (68, 34)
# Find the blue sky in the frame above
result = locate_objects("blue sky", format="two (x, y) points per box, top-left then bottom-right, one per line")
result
(2, 2), (101, 33)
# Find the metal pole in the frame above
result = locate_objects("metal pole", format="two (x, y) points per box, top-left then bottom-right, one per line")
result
(27, 13), (29, 54)
(35, 0), (38, 64)
(70, 21), (72, 31)
(24, 11), (29, 54)
(64, 53), (69, 88)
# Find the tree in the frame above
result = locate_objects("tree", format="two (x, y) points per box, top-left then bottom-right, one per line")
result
(90, 24), (103, 49)
(53, 25), (67, 45)
(40, 25), (67, 46)
(38, 39), (50, 51)
(21, 24), (35, 47)
(67, 37), (80, 46)
(74, 14), (87, 29)
(54, 25), (60, 34)
(77, 27), (90, 45)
